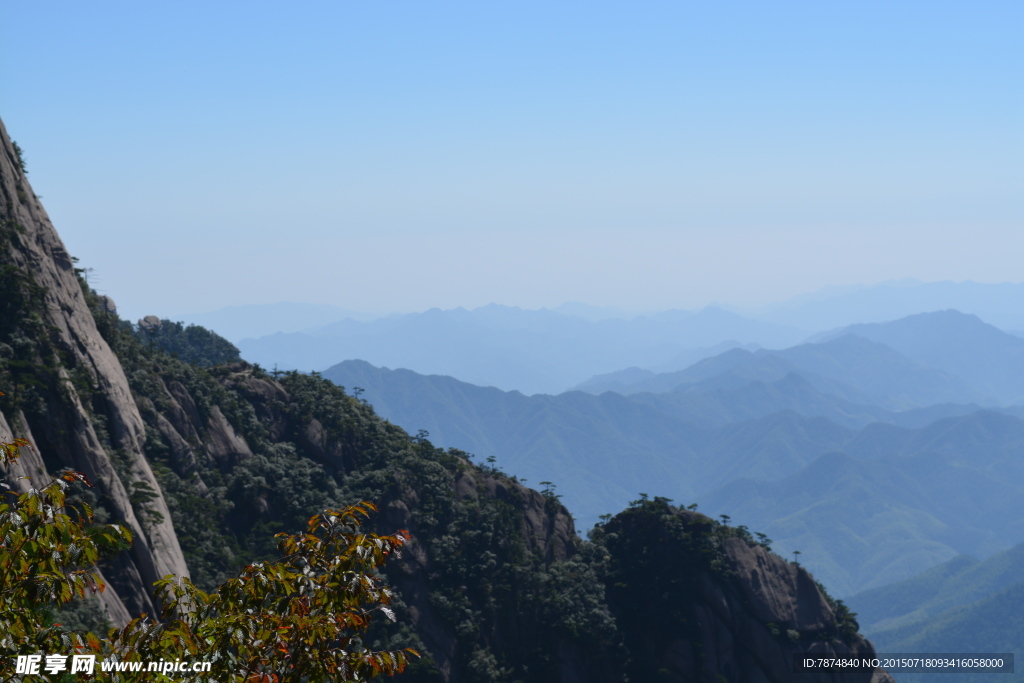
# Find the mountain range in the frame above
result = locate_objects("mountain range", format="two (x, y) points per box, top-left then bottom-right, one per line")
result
(179, 278), (1024, 355)
(323, 312), (1024, 597)
(578, 312), (1024, 408)
(235, 305), (809, 394)
(576, 333), (991, 409)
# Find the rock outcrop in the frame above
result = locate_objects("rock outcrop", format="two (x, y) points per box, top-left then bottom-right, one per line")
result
(598, 502), (893, 682)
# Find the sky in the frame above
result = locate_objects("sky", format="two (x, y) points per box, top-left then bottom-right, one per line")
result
(2, 1), (1021, 322)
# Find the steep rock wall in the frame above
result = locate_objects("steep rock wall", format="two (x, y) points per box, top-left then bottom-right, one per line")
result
(0, 118), (188, 620)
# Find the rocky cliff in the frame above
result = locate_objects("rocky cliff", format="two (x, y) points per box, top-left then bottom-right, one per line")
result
(0, 118), (188, 624)
(0, 118), (891, 682)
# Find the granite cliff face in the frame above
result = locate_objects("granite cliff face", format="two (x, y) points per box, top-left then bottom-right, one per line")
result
(0, 118), (891, 682)
(0, 118), (188, 623)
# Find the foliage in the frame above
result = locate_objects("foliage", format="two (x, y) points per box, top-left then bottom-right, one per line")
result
(109, 502), (418, 682)
(74, 286), (794, 681)
(11, 140), (27, 175)
(0, 221), (54, 420)
(135, 319), (241, 368)
(589, 496), (735, 679)
(815, 579), (860, 643)
(0, 434), (131, 660)
(47, 278), (615, 680)
(1, 433), (417, 682)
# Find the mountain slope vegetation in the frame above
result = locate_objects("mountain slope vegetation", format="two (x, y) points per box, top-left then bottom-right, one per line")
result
(865, 582), (1024, 683)
(849, 541), (1024, 634)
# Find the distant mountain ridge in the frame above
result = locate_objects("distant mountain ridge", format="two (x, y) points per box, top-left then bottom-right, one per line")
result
(172, 302), (380, 341)
(570, 340), (760, 392)
(756, 279), (1024, 332)
(577, 333), (993, 408)
(821, 310), (1024, 404)
(239, 304), (808, 394)
(181, 279), (1024, 350)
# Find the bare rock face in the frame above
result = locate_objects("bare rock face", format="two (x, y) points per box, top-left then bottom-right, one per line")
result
(0, 118), (189, 620)
(97, 295), (117, 315)
(204, 405), (254, 470)
(0, 409), (48, 493)
(451, 468), (576, 563)
(723, 536), (835, 632)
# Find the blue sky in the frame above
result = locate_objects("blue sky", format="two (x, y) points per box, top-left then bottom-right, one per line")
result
(2, 1), (1021, 321)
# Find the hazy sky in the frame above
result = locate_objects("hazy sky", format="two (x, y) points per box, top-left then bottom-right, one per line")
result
(2, 2), (1021, 321)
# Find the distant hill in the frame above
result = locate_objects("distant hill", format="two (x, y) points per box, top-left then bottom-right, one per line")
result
(327, 360), (687, 510)
(240, 305), (807, 395)
(571, 340), (757, 392)
(821, 310), (1024, 404)
(770, 334), (991, 407)
(576, 332), (991, 409)
(758, 279), (1024, 332)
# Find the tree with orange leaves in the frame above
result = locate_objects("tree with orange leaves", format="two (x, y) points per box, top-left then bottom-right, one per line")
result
(0, 434), (132, 665)
(109, 502), (418, 681)
(1, 421), (417, 682)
